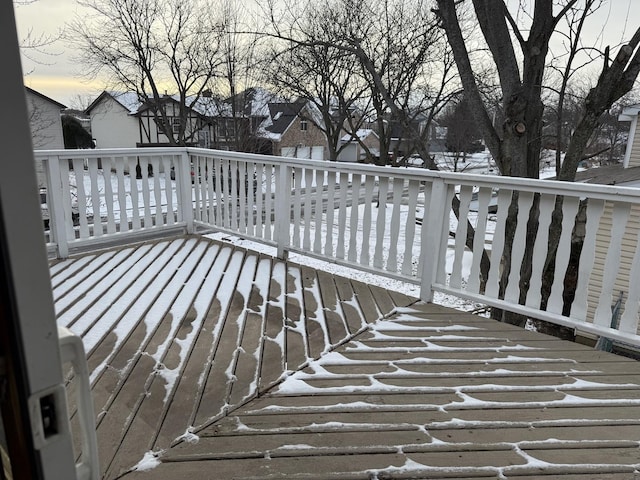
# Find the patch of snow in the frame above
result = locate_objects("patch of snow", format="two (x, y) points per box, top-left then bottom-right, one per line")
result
(133, 450), (163, 472)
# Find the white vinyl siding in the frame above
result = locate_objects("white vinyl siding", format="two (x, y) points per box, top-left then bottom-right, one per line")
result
(587, 202), (640, 333)
(90, 98), (139, 148)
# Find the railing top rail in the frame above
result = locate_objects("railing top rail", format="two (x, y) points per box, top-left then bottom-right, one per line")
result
(34, 147), (186, 159)
(36, 147), (640, 203)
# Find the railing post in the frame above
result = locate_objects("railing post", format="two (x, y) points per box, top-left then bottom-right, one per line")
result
(420, 177), (447, 302)
(45, 155), (69, 259)
(178, 149), (194, 234)
(275, 163), (291, 259)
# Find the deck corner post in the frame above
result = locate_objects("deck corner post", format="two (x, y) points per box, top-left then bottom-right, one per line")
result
(419, 177), (447, 302)
(179, 149), (194, 234)
(46, 154), (69, 258)
(275, 163), (291, 259)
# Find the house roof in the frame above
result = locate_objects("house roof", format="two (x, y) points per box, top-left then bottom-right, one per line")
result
(571, 164), (640, 186)
(340, 128), (378, 143)
(619, 103), (640, 121)
(265, 102), (306, 135)
(258, 100), (326, 142)
(224, 87), (276, 118)
(85, 88), (277, 120)
(25, 86), (66, 109)
(85, 91), (142, 115)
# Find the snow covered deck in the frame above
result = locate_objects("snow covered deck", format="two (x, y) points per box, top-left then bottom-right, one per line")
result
(52, 235), (640, 480)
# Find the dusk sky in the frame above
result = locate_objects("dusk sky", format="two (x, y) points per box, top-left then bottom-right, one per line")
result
(14, 0), (640, 109)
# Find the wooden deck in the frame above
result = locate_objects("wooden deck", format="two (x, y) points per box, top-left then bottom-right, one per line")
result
(51, 235), (640, 479)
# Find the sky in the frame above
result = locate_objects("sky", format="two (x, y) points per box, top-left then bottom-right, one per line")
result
(13, 0), (640, 109)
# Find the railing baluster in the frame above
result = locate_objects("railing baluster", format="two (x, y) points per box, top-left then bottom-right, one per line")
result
(336, 172), (349, 260)
(313, 169), (323, 254)
(361, 174), (375, 266)
(140, 157), (152, 228)
(467, 186), (491, 294)
(255, 163), (265, 238)
(619, 206), (640, 333)
(526, 193), (555, 309)
(246, 162), (255, 237)
(374, 177), (388, 269)
(88, 159), (102, 237)
(547, 196), (581, 314)
(485, 188), (513, 299)
(115, 160), (128, 233)
(324, 171), (336, 257)
(437, 185), (456, 284)
(303, 168), (314, 250)
(72, 158), (89, 239)
(152, 156), (162, 227)
(386, 177), (404, 272)
(570, 198), (604, 320)
(348, 174), (362, 263)
(292, 167), (303, 248)
(594, 202), (631, 327)
(206, 156), (215, 225)
(214, 157), (223, 227)
(450, 185), (473, 289)
(263, 164), (273, 241)
(401, 179), (419, 276)
(128, 157), (141, 230)
(101, 157), (116, 235)
(238, 161), (247, 234)
(504, 191), (535, 303)
(162, 156), (175, 226)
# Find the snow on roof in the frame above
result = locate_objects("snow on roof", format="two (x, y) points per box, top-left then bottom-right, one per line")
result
(341, 129), (377, 142)
(619, 103), (640, 121)
(107, 91), (143, 114)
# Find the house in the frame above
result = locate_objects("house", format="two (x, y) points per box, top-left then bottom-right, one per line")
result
(337, 128), (380, 163)
(85, 90), (216, 149)
(209, 87), (274, 153)
(559, 103), (640, 335)
(25, 86), (66, 188)
(259, 100), (327, 159)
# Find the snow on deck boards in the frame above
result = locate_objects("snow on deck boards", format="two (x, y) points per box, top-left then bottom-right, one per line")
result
(50, 236), (640, 479)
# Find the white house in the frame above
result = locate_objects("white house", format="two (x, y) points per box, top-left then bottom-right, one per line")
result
(85, 91), (220, 149)
(561, 104), (640, 335)
(85, 91), (140, 149)
(337, 129), (380, 163)
(25, 87), (66, 188)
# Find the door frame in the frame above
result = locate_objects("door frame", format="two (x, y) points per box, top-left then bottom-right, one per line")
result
(0, 4), (77, 479)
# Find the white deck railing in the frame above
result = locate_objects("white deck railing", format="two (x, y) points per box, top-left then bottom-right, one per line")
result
(36, 147), (640, 347)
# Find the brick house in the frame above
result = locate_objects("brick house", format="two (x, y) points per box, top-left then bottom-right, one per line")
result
(260, 101), (327, 160)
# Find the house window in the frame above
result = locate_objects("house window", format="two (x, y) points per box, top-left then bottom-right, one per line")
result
(300, 119), (308, 131)
(172, 118), (181, 134)
(199, 129), (210, 148)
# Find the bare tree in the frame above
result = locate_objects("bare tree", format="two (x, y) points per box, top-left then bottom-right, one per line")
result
(439, 96), (484, 171)
(263, 13), (369, 161)
(434, 0), (640, 326)
(68, 0), (226, 145)
(261, 0), (459, 166)
(435, 0), (640, 180)
(216, 0), (267, 152)
(15, 0), (63, 73)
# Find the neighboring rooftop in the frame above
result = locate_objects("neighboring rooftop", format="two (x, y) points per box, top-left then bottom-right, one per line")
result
(572, 164), (640, 186)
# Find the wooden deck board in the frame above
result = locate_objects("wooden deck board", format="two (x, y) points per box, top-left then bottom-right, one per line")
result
(51, 235), (640, 479)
